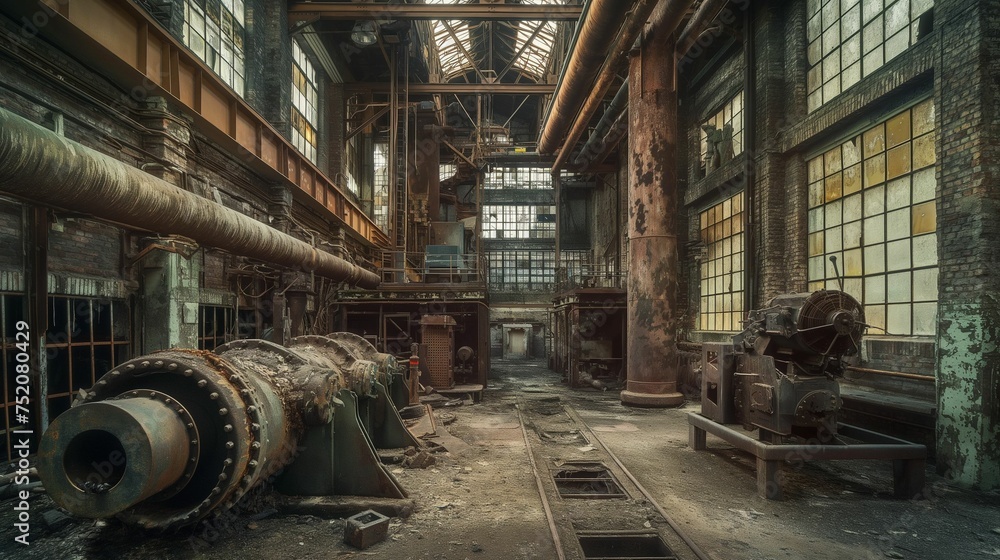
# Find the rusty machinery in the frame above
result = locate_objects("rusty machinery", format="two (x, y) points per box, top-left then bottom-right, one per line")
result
(37, 333), (421, 530)
(701, 290), (865, 436)
(690, 290), (926, 499)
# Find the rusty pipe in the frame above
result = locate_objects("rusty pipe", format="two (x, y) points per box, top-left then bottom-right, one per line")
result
(0, 107), (379, 288)
(554, 0), (694, 172)
(41, 397), (191, 519)
(675, 0), (729, 58)
(537, 0), (635, 155)
(846, 366), (936, 382)
(573, 78), (628, 168)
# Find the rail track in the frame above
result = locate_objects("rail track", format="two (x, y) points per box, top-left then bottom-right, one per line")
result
(515, 397), (714, 560)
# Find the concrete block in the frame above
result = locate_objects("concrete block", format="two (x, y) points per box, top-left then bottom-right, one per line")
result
(344, 509), (390, 550)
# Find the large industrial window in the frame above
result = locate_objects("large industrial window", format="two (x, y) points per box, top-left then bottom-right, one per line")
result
(807, 99), (937, 335)
(699, 91), (744, 175)
(698, 192), (745, 331)
(292, 40), (319, 163)
(1, 294), (26, 462)
(482, 205), (556, 239)
(373, 142), (390, 233)
(484, 167), (552, 190)
(182, 0), (246, 95)
(198, 304), (235, 350)
(807, 0), (934, 112)
(45, 297), (132, 423)
(487, 250), (556, 293)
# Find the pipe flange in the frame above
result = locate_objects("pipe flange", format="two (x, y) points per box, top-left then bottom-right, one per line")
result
(81, 352), (251, 530)
(215, 338), (308, 365)
(108, 389), (200, 500)
(212, 361), (266, 489)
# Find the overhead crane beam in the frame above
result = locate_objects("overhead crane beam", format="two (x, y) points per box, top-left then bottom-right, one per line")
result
(288, 4), (583, 22)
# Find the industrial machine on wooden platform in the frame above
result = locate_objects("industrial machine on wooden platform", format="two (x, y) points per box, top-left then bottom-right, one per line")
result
(37, 333), (419, 530)
(689, 290), (927, 499)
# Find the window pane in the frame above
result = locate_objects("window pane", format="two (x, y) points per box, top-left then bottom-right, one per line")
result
(806, 100), (937, 337)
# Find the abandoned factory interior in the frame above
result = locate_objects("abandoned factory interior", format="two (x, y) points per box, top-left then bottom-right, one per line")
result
(1, 0), (999, 558)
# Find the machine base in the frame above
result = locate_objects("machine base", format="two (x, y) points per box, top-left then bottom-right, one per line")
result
(687, 412), (926, 500)
(620, 389), (684, 407)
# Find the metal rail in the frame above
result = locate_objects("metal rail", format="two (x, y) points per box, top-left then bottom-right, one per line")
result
(565, 406), (716, 560)
(515, 403), (567, 560)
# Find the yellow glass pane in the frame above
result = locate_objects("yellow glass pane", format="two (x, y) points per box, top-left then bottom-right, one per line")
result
(808, 281), (825, 292)
(732, 212), (743, 233)
(863, 123), (885, 155)
(809, 232), (825, 257)
(886, 144), (912, 180)
(723, 217), (732, 238)
(844, 248), (863, 277)
(886, 110), (911, 148)
(733, 193), (743, 213)
(912, 201), (936, 234)
(865, 154), (886, 187)
(843, 163), (862, 195)
(723, 198), (732, 218)
(825, 146), (843, 176)
(825, 174), (843, 202)
(808, 156), (824, 183)
(809, 181), (825, 208)
(912, 99), (935, 136)
(912, 133), (936, 169)
(700, 211), (709, 230)
(703, 225), (715, 243)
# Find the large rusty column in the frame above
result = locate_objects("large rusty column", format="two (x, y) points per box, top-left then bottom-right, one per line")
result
(621, 13), (683, 407)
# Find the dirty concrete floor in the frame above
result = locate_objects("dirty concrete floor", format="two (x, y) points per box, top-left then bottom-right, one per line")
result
(2, 358), (999, 559)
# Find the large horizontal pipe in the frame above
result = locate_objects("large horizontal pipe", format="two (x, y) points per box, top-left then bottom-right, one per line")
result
(573, 78), (628, 167)
(553, 0), (695, 172)
(676, 0), (730, 59)
(537, 0), (635, 155)
(0, 108), (379, 288)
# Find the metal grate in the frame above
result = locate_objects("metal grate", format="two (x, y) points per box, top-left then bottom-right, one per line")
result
(421, 316), (455, 389)
(577, 532), (677, 560)
(553, 462), (625, 499)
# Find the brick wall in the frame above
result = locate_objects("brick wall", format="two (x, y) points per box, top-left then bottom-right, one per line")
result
(47, 219), (122, 279)
(678, 1), (944, 377)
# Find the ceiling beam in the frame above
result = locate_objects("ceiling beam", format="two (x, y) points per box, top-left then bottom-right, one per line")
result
(345, 83), (555, 94)
(288, 4), (583, 22)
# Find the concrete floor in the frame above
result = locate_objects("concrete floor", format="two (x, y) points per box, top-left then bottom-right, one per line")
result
(2, 358), (999, 559)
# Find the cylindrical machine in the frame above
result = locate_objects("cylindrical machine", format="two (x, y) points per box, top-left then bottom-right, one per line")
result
(38, 337), (385, 530)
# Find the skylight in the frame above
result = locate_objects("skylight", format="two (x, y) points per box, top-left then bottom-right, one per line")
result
(424, 0), (475, 79)
(513, 1), (560, 80)
(422, 0), (568, 82)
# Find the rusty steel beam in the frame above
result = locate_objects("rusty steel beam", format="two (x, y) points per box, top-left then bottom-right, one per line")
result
(288, 3), (583, 22)
(537, 0), (635, 155)
(345, 82), (556, 94)
(621, 6), (684, 408)
(0, 0), (388, 248)
(0, 108), (380, 288)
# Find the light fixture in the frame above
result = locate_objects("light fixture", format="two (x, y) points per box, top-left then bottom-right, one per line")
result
(351, 21), (378, 47)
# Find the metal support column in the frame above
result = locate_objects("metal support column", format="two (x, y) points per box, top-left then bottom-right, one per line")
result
(620, 15), (683, 408)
